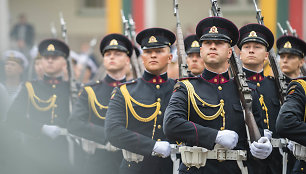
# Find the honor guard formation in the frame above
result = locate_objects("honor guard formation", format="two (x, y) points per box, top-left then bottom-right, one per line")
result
(1, 1), (306, 174)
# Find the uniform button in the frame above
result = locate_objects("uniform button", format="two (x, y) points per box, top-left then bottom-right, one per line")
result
(96, 80), (99, 83)
(257, 83), (260, 87)
(52, 84), (56, 89)
(158, 111), (162, 115)
(158, 125), (162, 129)
(128, 164), (131, 167)
(218, 86), (222, 91)
(264, 119), (267, 123)
(301, 168), (303, 171)
(156, 85), (160, 89)
(157, 98), (161, 102)
(53, 94), (57, 98)
(157, 139), (161, 141)
(262, 106), (265, 110)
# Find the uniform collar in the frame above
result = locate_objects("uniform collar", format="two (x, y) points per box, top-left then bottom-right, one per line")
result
(43, 75), (63, 84)
(284, 75), (292, 84)
(201, 69), (230, 84)
(142, 71), (168, 84)
(104, 74), (126, 87)
(243, 67), (264, 82)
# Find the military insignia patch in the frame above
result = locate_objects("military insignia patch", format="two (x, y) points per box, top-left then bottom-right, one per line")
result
(47, 44), (55, 51)
(249, 31), (257, 37)
(110, 89), (117, 99)
(209, 26), (218, 34)
(191, 40), (200, 48)
(284, 41), (292, 48)
(288, 85), (297, 95)
(148, 36), (158, 43)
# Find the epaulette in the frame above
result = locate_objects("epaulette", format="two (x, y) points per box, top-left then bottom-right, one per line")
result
(177, 76), (199, 81)
(84, 80), (103, 87)
(118, 79), (137, 87)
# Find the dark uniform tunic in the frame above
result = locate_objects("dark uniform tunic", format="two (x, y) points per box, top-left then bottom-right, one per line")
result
(243, 68), (283, 174)
(164, 69), (263, 174)
(105, 71), (175, 174)
(7, 75), (71, 174)
(276, 77), (306, 174)
(68, 74), (124, 174)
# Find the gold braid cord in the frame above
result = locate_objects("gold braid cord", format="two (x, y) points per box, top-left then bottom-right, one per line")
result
(25, 82), (57, 123)
(181, 80), (226, 130)
(85, 86), (108, 120)
(259, 94), (269, 129)
(120, 84), (160, 139)
(25, 82), (57, 111)
(292, 79), (306, 122)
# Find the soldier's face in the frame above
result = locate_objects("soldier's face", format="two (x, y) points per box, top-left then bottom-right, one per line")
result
(141, 47), (172, 75)
(240, 42), (268, 70)
(280, 53), (304, 77)
(200, 40), (232, 69)
(103, 50), (130, 73)
(186, 52), (205, 76)
(41, 55), (67, 77)
(5, 60), (23, 77)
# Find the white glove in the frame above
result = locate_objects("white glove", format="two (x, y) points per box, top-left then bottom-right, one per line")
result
(41, 125), (61, 139)
(250, 137), (272, 159)
(263, 129), (272, 140)
(215, 130), (239, 149)
(287, 141), (294, 152)
(152, 141), (171, 158)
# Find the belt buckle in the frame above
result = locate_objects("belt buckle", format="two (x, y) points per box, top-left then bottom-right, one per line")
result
(217, 149), (226, 161)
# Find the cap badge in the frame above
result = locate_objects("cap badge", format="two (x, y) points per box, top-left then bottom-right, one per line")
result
(249, 31), (257, 37)
(284, 41), (292, 48)
(109, 39), (118, 46)
(148, 36), (158, 43)
(209, 26), (218, 34)
(47, 44), (55, 51)
(191, 41), (200, 48)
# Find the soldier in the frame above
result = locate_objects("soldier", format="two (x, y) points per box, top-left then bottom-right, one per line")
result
(163, 17), (272, 174)
(237, 23), (282, 174)
(105, 28), (176, 174)
(277, 35), (305, 82)
(67, 33), (132, 174)
(184, 34), (205, 77)
(7, 39), (72, 174)
(276, 38), (306, 174)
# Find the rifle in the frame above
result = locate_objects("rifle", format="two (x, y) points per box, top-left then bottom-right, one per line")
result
(173, 0), (189, 78)
(277, 22), (288, 36)
(253, 0), (287, 104)
(285, 21), (306, 76)
(59, 12), (78, 103)
(121, 10), (142, 78)
(210, 0), (261, 143)
(128, 14), (145, 73)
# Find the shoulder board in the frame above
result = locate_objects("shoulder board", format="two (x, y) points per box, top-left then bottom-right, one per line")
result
(84, 80), (103, 87)
(178, 76), (199, 81)
(287, 84), (297, 95)
(118, 79), (137, 87)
